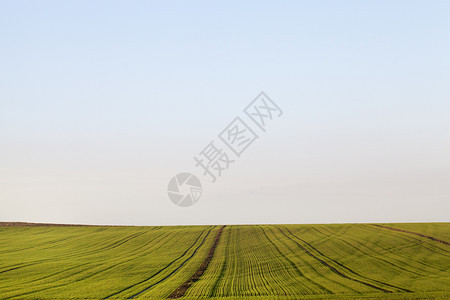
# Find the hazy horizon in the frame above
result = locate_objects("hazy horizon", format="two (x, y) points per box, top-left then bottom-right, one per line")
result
(1, 1), (449, 226)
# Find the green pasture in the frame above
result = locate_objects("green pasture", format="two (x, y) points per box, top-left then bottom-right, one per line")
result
(0, 223), (448, 299)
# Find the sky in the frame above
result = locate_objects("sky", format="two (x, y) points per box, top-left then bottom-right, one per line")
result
(1, 1), (449, 225)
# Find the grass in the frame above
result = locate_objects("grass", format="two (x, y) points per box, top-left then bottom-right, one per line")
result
(0, 223), (449, 299)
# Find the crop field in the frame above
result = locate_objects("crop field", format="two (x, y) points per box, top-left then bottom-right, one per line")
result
(0, 223), (449, 299)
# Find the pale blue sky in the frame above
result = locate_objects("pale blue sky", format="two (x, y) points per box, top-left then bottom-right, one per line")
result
(1, 1), (449, 225)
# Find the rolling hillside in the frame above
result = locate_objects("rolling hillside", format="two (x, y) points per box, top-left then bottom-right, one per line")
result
(0, 223), (449, 299)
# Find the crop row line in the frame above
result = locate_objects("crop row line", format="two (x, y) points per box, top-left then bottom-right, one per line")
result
(372, 224), (450, 246)
(277, 226), (412, 293)
(167, 225), (226, 299)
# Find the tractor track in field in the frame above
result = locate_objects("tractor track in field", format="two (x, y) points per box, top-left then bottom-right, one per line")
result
(310, 226), (440, 277)
(0, 264), (34, 274)
(2, 231), (151, 275)
(167, 225), (226, 299)
(258, 226), (333, 295)
(269, 226), (360, 294)
(277, 226), (412, 294)
(103, 227), (213, 299)
(372, 224), (450, 246)
(209, 226), (230, 298)
(364, 225), (450, 258)
(8, 231), (173, 298)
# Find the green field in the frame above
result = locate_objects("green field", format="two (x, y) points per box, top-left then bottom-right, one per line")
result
(0, 223), (449, 299)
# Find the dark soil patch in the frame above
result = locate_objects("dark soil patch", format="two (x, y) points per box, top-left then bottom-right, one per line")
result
(167, 225), (226, 299)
